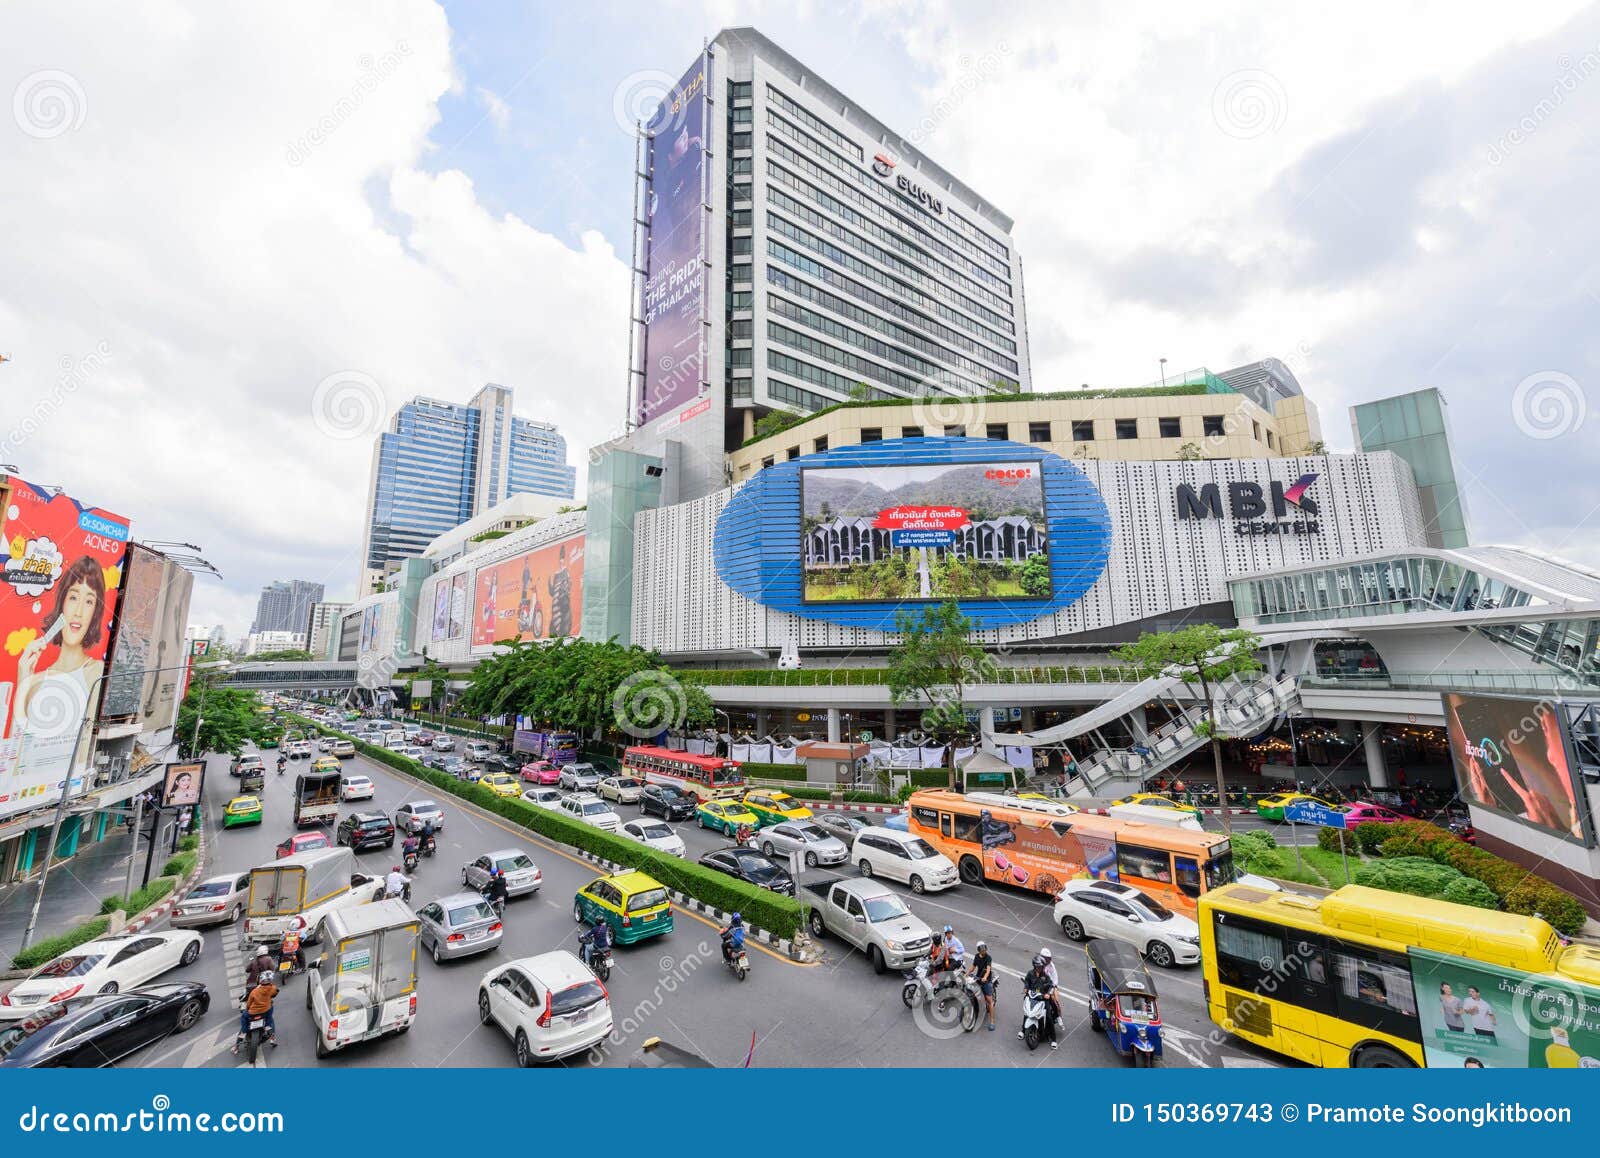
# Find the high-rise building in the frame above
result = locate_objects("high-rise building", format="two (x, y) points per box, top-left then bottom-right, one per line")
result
(250, 579), (325, 635)
(618, 26), (1032, 505)
(305, 600), (350, 660)
(360, 385), (576, 593)
(1350, 387), (1471, 548)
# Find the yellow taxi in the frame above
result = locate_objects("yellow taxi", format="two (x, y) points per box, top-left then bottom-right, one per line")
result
(696, 798), (760, 836)
(740, 790), (812, 827)
(481, 772), (521, 799)
(1111, 792), (1201, 818)
(223, 795), (263, 829)
(573, 870), (673, 944)
(312, 756), (341, 775)
(1256, 792), (1338, 822)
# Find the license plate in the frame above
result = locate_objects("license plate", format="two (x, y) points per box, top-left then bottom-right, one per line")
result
(466, 928), (486, 941)
(568, 1009), (589, 1025)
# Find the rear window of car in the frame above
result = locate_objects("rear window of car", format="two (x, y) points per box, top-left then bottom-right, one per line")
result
(551, 980), (606, 1016)
(497, 855), (535, 871)
(413, 801), (438, 812)
(190, 881), (233, 898)
(35, 954), (104, 979)
(446, 901), (494, 925)
(358, 817), (390, 829)
(626, 888), (669, 912)
(639, 823), (672, 839)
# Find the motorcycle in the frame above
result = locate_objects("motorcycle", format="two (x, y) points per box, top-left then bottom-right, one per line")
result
(419, 835), (437, 859)
(402, 848), (419, 874)
(721, 934), (750, 982)
(1020, 986), (1053, 1051)
(243, 1013), (274, 1064)
(583, 939), (613, 982)
(480, 886), (507, 918)
(900, 959), (978, 1031)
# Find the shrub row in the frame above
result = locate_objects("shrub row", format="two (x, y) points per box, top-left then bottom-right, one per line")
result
(11, 916), (111, 971)
(1377, 820), (1587, 934)
(178, 834), (200, 853)
(295, 717), (804, 939)
(162, 852), (197, 879)
(99, 877), (176, 917)
(1353, 855), (1498, 909)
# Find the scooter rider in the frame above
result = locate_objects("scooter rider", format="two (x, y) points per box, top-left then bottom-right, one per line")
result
(721, 912), (746, 962)
(233, 975), (279, 1053)
(385, 864), (411, 900)
(245, 947), (276, 991)
(1020, 955), (1059, 1050)
(1037, 947), (1061, 1031)
(481, 867), (510, 910)
(279, 919), (306, 973)
(276, 754), (287, 775)
(969, 940), (997, 1031)
(578, 915), (611, 968)
(932, 924), (965, 987)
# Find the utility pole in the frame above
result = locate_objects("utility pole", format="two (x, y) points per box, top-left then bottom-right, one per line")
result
(121, 792), (144, 903)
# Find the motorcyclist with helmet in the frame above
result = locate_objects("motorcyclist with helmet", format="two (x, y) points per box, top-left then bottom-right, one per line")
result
(1020, 954), (1060, 1050)
(578, 915), (611, 969)
(481, 867), (510, 912)
(720, 912), (747, 963)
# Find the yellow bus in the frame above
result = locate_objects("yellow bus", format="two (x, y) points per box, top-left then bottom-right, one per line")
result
(904, 790), (1234, 917)
(1200, 882), (1600, 1068)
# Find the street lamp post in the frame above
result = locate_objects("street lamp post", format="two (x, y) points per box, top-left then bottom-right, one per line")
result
(20, 659), (222, 952)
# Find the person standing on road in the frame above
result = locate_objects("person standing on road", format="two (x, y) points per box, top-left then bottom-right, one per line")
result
(969, 940), (996, 1031)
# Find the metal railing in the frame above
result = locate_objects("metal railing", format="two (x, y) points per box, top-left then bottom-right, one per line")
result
(1303, 669), (1600, 696)
(677, 664), (1143, 688)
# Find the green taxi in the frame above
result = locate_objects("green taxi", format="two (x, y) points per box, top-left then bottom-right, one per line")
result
(740, 790), (812, 827)
(696, 798), (759, 836)
(259, 734), (280, 749)
(573, 871), (673, 944)
(223, 795), (263, 829)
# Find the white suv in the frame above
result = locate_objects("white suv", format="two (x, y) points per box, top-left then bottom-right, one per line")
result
(850, 827), (958, 894)
(1052, 879), (1201, 968)
(478, 952), (613, 1066)
(559, 793), (620, 833)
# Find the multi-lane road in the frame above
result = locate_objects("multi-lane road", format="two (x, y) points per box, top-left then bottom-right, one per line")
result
(122, 743), (1286, 1069)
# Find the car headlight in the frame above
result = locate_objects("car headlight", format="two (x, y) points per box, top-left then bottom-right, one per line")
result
(1173, 934), (1199, 945)
(884, 940), (901, 951)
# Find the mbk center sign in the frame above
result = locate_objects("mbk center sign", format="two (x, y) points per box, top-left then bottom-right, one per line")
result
(1175, 472), (1322, 536)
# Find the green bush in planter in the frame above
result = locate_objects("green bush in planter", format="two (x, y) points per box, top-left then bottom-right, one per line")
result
(1315, 826), (1356, 855)
(11, 916), (111, 971)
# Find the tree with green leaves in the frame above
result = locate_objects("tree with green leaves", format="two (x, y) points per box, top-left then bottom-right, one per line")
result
(175, 676), (274, 759)
(886, 600), (989, 789)
(1112, 624), (1263, 832)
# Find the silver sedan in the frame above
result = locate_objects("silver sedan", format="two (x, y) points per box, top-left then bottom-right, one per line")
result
(416, 892), (503, 963)
(755, 821), (849, 867)
(461, 849), (543, 897)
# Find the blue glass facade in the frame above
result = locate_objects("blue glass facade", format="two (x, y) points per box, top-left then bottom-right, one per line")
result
(507, 418), (577, 504)
(365, 399), (480, 574)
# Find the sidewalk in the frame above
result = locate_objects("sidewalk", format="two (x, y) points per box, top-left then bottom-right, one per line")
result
(0, 808), (179, 966)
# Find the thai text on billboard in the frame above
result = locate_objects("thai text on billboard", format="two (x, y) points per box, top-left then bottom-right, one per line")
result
(1411, 946), (1600, 1068)
(800, 461), (1052, 602)
(472, 536), (585, 649)
(637, 55), (709, 426)
(0, 476), (131, 819)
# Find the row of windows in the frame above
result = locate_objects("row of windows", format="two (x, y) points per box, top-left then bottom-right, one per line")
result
(768, 163), (1013, 311)
(750, 413), (1254, 454)
(947, 206), (1010, 261)
(763, 124), (1012, 280)
(765, 374), (834, 413)
(767, 322), (932, 396)
(768, 157), (1012, 297)
(731, 105), (752, 124)
(765, 84), (863, 161)
(767, 293), (985, 394)
(767, 267), (1017, 378)
(767, 243), (1017, 363)
(768, 349), (896, 402)
(768, 216), (1016, 355)
(727, 347), (753, 366)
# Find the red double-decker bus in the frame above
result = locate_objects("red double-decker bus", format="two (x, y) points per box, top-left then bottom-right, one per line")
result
(622, 745), (743, 801)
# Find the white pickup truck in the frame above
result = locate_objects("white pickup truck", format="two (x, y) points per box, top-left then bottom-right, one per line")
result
(804, 878), (933, 974)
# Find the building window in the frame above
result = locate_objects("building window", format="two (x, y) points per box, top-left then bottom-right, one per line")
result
(726, 348), (752, 367)
(731, 208), (752, 228)
(730, 236), (752, 255)
(729, 81), (751, 99)
(943, 424), (965, 438)
(1266, 430), (1276, 449)
(1072, 420), (1095, 442)
(986, 422), (1008, 440)
(786, 446), (800, 460)
(1203, 414), (1225, 437)
(859, 427), (882, 442)
(814, 436), (828, 453)
(1115, 418), (1138, 440)
(761, 457), (774, 469)
(1158, 417), (1181, 438)
(1252, 420), (1262, 442)
(731, 131), (751, 150)
(731, 106), (752, 123)
(728, 319), (753, 338)
(900, 427), (922, 439)
(1028, 421), (1051, 443)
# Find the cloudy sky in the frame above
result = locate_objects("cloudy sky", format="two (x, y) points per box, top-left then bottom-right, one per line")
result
(3, 1), (1597, 636)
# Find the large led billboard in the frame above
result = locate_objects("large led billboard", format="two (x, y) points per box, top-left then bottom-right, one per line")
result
(0, 475), (131, 819)
(800, 461), (1051, 603)
(636, 55), (708, 426)
(103, 546), (193, 728)
(472, 536), (585, 648)
(1443, 691), (1592, 845)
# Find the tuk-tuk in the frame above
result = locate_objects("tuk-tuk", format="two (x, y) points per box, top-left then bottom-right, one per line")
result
(306, 899), (419, 1058)
(240, 766), (265, 794)
(1085, 938), (1162, 1066)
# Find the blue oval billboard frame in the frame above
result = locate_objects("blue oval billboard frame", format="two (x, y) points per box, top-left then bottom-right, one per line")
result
(712, 437), (1112, 630)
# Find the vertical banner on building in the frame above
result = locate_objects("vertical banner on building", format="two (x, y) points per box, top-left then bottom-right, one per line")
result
(0, 476), (131, 819)
(448, 573), (468, 640)
(637, 54), (709, 427)
(142, 559), (194, 730)
(181, 637), (210, 701)
(102, 544), (164, 719)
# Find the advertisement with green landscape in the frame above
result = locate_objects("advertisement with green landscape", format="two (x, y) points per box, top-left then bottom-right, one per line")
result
(1409, 946), (1600, 1068)
(800, 461), (1051, 603)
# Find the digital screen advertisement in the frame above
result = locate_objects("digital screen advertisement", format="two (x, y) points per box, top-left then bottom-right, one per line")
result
(358, 604), (382, 653)
(0, 475), (131, 818)
(636, 54), (708, 427)
(1443, 691), (1591, 845)
(472, 536), (585, 648)
(800, 461), (1051, 603)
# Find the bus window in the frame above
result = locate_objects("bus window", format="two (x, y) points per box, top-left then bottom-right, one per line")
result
(1211, 911), (1287, 993)
(951, 813), (981, 843)
(1174, 856), (1201, 899)
(1117, 844), (1173, 884)
(910, 806), (940, 829)
(940, 813), (953, 839)
(1328, 944), (1419, 1039)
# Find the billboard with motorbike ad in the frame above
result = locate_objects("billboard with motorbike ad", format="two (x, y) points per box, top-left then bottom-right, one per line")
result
(471, 535), (585, 651)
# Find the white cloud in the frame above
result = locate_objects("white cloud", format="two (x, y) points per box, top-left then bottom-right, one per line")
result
(0, 3), (629, 631)
(475, 85), (511, 134)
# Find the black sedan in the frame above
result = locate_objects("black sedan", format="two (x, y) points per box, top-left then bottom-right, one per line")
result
(337, 811), (397, 851)
(0, 983), (209, 1067)
(697, 848), (795, 896)
(640, 784), (697, 821)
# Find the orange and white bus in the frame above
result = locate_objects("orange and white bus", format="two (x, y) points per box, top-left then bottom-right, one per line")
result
(622, 745), (744, 802)
(905, 789), (1234, 917)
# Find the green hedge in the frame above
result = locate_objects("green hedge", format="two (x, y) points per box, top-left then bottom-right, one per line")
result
(294, 717), (804, 939)
(11, 916), (111, 971)
(1353, 856), (1498, 910)
(737, 762), (808, 782)
(162, 852), (197, 879)
(178, 834), (199, 853)
(100, 877), (175, 917)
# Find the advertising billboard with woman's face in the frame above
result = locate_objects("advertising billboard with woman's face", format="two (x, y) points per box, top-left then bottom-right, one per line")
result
(1444, 691), (1592, 845)
(0, 475), (131, 818)
(471, 536), (585, 650)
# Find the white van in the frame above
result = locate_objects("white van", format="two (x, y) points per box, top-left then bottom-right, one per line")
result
(383, 730), (406, 748)
(850, 827), (959, 894)
(465, 741), (495, 762)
